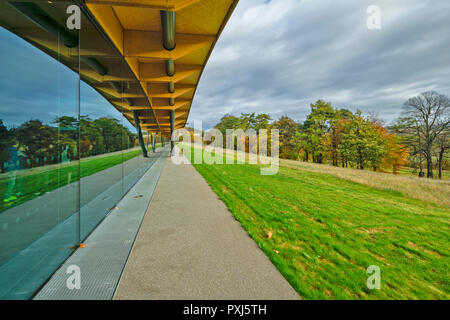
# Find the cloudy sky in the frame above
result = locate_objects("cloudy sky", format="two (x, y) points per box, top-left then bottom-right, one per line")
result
(1, 0), (449, 131)
(190, 0), (450, 128)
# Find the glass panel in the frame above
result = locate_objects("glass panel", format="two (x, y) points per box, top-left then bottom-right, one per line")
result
(123, 80), (148, 192)
(0, 0), (157, 299)
(0, 1), (79, 299)
(79, 57), (125, 240)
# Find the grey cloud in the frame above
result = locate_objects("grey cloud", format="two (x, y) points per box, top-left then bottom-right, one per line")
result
(190, 0), (450, 128)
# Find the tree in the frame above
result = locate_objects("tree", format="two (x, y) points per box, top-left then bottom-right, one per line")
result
(214, 114), (240, 147)
(254, 113), (272, 131)
(237, 113), (256, 131)
(80, 116), (104, 156)
(214, 113), (272, 152)
(13, 120), (59, 167)
(0, 120), (14, 172)
(382, 133), (409, 174)
(435, 130), (449, 179)
(393, 117), (425, 177)
(272, 116), (298, 159)
(93, 117), (126, 153)
(294, 123), (312, 162)
(303, 100), (335, 163)
(339, 111), (386, 170)
(214, 114), (240, 134)
(53, 116), (78, 141)
(326, 108), (353, 166)
(401, 91), (450, 178)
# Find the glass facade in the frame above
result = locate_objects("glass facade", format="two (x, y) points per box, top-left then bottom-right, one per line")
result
(0, 1), (156, 299)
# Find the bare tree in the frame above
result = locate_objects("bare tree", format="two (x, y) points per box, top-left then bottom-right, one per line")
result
(435, 130), (449, 179)
(402, 91), (450, 178)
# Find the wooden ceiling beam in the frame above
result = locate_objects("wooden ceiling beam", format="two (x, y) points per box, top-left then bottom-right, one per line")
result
(149, 85), (195, 98)
(95, 86), (146, 99)
(81, 69), (134, 83)
(85, 0), (202, 11)
(129, 106), (152, 111)
(152, 99), (191, 110)
(139, 63), (201, 83)
(124, 31), (214, 60)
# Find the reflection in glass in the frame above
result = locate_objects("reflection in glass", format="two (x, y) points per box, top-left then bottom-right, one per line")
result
(0, 0), (80, 299)
(79, 57), (125, 238)
(0, 0), (155, 300)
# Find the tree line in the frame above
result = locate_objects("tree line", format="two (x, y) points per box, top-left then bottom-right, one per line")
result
(0, 116), (137, 173)
(213, 91), (449, 179)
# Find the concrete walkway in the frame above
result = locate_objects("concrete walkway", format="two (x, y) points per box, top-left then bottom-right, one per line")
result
(114, 152), (299, 300)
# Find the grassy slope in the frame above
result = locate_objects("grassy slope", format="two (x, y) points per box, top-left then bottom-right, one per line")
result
(185, 148), (449, 299)
(0, 148), (150, 212)
(280, 159), (450, 208)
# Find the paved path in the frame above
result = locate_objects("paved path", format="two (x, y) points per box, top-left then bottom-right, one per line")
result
(114, 151), (299, 300)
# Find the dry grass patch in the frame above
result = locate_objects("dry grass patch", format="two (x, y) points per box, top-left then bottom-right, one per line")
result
(281, 159), (450, 207)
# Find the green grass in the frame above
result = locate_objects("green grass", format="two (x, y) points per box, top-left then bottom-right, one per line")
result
(0, 147), (155, 212)
(183, 146), (450, 299)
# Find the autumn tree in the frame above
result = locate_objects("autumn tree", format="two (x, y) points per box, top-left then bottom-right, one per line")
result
(381, 132), (409, 174)
(325, 108), (353, 166)
(272, 116), (298, 159)
(302, 100), (335, 163)
(214, 113), (272, 153)
(393, 117), (426, 177)
(339, 111), (386, 170)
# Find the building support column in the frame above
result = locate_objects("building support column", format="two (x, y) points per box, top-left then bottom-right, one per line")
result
(151, 133), (156, 153)
(133, 110), (148, 158)
(169, 109), (175, 154)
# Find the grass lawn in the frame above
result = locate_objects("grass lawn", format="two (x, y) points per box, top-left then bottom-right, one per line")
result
(182, 146), (450, 299)
(0, 147), (156, 213)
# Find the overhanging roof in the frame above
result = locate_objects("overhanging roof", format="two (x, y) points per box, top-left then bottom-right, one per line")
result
(0, 0), (239, 136)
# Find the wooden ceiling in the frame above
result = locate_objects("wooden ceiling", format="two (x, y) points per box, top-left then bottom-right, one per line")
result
(85, 0), (239, 136)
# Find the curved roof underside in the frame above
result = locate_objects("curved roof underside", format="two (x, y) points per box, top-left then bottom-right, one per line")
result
(0, 0), (238, 137)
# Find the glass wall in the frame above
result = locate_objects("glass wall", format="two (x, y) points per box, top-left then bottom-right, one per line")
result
(0, 1), (155, 299)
